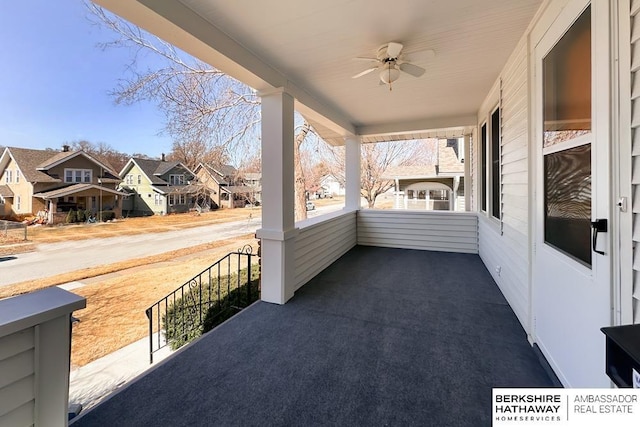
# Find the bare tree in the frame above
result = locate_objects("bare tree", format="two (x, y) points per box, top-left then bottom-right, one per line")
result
(294, 122), (312, 221)
(89, 4), (320, 218)
(86, 3), (260, 168)
(68, 140), (130, 172)
(322, 139), (436, 208)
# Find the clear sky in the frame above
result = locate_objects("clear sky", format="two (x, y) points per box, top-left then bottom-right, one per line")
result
(0, 0), (172, 157)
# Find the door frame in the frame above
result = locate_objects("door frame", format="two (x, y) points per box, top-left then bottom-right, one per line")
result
(529, 0), (615, 387)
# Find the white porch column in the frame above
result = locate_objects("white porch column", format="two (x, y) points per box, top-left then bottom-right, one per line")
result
(452, 176), (460, 211)
(256, 88), (297, 304)
(463, 134), (470, 211)
(345, 136), (361, 210)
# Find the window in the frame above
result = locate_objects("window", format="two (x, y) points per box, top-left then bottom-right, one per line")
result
(155, 194), (162, 206)
(125, 174), (134, 185)
(64, 169), (92, 183)
(15, 170), (20, 183)
(137, 175), (142, 184)
(168, 194), (175, 205)
(480, 123), (487, 212)
(16, 195), (21, 211)
(491, 108), (501, 220)
(179, 194), (186, 205)
(542, 6), (592, 267)
(169, 174), (185, 185)
(5, 170), (12, 183)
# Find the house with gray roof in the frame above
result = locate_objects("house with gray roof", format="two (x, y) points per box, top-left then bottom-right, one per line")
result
(384, 138), (465, 211)
(118, 156), (197, 215)
(193, 162), (261, 209)
(0, 146), (124, 223)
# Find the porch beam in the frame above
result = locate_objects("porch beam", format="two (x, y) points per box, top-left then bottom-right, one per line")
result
(256, 88), (297, 304)
(345, 136), (361, 211)
(357, 114), (477, 138)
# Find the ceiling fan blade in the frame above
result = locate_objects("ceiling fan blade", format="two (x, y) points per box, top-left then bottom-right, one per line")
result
(353, 56), (378, 62)
(399, 62), (426, 78)
(352, 67), (378, 79)
(386, 42), (403, 59)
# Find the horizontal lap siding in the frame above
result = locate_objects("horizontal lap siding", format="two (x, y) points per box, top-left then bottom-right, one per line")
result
(294, 212), (357, 290)
(479, 36), (530, 331)
(632, 0), (640, 322)
(357, 210), (478, 253)
(0, 329), (35, 426)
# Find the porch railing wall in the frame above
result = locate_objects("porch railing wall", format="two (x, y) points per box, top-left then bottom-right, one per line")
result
(294, 210), (357, 290)
(0, 288), (85, 426)
(357, 209), (478, 254)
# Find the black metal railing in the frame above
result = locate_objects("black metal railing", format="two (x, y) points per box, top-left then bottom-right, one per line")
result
(145, 245), (259, 363)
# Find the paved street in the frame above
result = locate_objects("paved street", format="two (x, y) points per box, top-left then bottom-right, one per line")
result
(0, 204), (341, 288)
(0, 216), (261, 287)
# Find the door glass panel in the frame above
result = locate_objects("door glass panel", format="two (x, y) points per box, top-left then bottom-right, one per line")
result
(543, 6), (591, 267)
(543, 6), (591, 148)
(544, 145), (591, 266)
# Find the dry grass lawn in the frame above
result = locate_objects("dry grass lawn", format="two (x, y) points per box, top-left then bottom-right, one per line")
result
(27, 208), (260, 244)
(1, 200), (347, 367)
(69, 235), (258, 367)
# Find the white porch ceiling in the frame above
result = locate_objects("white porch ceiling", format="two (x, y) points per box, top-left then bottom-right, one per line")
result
(95, 0), (543, 144)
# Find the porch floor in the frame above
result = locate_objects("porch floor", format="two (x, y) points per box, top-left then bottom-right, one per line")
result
(72, 246), (555, 426)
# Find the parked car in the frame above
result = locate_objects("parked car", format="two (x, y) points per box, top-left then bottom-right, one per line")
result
(306, 201), (315, 211)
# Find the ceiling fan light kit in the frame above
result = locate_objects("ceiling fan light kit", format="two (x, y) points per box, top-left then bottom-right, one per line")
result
(380, 63), (400, 85)
(352, 42), (432, 91)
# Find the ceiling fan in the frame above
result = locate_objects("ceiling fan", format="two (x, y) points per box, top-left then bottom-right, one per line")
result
(352, 42), (434, 91)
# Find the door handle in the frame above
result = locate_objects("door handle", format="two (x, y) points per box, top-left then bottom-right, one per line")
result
(591, 218), (607, 255)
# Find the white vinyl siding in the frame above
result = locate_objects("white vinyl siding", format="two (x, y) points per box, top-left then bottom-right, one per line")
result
(478, 36), (530, 330)
(630, 0), (640, 322)
(0, 329), (35, 426)
(294, 211), (356, 290)
(357, 210), (478, 254)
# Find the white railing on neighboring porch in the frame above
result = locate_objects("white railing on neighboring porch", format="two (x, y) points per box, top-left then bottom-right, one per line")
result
(294, 209), (357, 290)
(0, 287), (86, 427)
(357, 209), (478, 254)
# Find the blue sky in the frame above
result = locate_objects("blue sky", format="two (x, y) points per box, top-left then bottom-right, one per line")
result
(0, 0), (172, 157)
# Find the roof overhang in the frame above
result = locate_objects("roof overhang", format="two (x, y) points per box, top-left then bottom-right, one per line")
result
(93, 0), (542, 145)
(34, 184), (129, 199)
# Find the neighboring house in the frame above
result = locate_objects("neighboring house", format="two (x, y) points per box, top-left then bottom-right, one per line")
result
(0, 146), (124, 223)
(118, 156), (197, 215)
(319, 174), (345, 197)
(194, 163), (261, 209)
(385, 138), (465, 211)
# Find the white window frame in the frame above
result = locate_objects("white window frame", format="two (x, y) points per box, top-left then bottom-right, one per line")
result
(125, 174), (134, 185)
(155, 194), (162, 206)
(64, 168), (92, 183)
(489, 105), (502, 221)
(168, 194), (175, 206)
(5, 170), (12, 183)
(137, 175), (142, 184)
(16, 195), (21, 211)
(15, 170), (20, 183)
(170, 174), (185, 185)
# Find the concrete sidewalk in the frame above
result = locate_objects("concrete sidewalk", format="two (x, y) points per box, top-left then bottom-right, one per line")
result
(69, 334), (172, 414)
